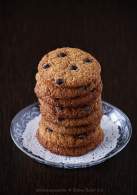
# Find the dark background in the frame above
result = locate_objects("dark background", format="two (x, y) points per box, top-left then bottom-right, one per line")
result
(0, 0), (137, 194)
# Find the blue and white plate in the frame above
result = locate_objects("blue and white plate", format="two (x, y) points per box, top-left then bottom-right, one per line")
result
(10, 101), (132, 169)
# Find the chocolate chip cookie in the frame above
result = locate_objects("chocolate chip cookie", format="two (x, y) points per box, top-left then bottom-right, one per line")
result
(38, 90), (101, 108)
(35, 47), (103, 156)
(37, 124), (103, 148)
(35, 73), (102, 98)
(39, 119), (99, 135)
(37, 47), (101, 88)
(37, 127), (104, 156)
(41, 109), (102, 127)
(39, 97), (102, 119)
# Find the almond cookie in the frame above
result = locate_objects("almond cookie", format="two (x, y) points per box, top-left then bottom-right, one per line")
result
(37, 125), (103, 148)
(35, 73), (102, 98)
(39, 98), (102, 119)
(36, 127), (104, 156)
(37, 47), (101, 88)
(41, 109), (102, 127)
(39, 119), (99, 135)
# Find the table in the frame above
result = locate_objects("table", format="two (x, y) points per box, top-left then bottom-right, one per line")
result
(0, 1), (137, 194)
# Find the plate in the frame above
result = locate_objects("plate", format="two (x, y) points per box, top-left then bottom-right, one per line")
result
(10, 101), (132, 169)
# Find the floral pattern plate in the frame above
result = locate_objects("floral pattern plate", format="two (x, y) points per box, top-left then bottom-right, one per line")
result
(10, 101), (132, 169)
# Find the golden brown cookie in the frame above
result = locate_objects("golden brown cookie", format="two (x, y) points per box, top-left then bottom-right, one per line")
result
(39, 98), (102, 119)
(41, 109), (102, 127)
(36, 82), (102, 109)
(36, 127), (104, 156)
(39, 119), (99, 135)
(35, 47), (103, 156)
(38, 122), (102, 148)
(38, 89), (101, 108)
(35, 73), (102, 98)
(37, 48), (101, 88)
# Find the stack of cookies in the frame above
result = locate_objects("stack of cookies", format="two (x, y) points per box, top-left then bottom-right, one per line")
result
(35, 47), (104, 156)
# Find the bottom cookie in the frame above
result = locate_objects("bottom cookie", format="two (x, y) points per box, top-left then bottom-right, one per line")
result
(36, 128), (104, 156)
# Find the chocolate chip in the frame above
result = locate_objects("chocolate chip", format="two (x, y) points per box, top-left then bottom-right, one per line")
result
(83, 106), (91, 112)
(55, 79), (64, 85)
(58, 118), (64, 121)
(91, 87), (95, 92)
(69, 65), (78, 71)
(42, 63), (50, 69)
(77, 133), (87, 139)
(47, 127), (53, 132)
(54, 98), (59, 100)
(83, 58), (93, 63)
(58, 52), (66, 57)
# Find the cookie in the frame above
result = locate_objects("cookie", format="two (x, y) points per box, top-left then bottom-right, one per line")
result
(35, 73), (102, 98)
(39, 119), (99, 135)
(36, 81), (102, 108)
(37, 47), (101, 88)
(35, 47), (103, 156)
(41, 109), (102, 127)
(39, 98), (101, 119)
(38, 90), (101, 108)
(36, 127), (104, 156)
(38, 124), (103, 148)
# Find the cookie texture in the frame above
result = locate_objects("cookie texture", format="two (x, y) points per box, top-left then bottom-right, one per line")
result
(35, 47), (103, 156)
(38, 89), (101, 108)
(37, 47), (101, 87)
(37, 128), (104, 156)
(38, 124), (103, 148)
(35, 73), (102, 98)
(41, 109), (102, 127)
(39, 119), (99, 135)
(39, 97), (101, 119)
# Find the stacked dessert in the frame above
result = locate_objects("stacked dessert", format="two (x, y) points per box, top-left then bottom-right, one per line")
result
(35, 47), (104, 156)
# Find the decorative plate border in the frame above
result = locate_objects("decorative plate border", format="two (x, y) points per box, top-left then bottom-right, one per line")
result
(10, 101), (132, 169)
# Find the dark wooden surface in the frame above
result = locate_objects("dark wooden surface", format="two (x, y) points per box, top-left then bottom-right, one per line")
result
(0, 1), (137, 194)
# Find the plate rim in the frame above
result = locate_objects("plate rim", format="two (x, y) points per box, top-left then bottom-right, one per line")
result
(10, 101), (132, 169)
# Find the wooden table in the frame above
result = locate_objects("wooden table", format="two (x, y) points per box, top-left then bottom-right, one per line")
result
(1, 1), (136, 194)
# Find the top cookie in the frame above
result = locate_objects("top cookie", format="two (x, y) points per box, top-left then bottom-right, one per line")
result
(37, 47), (101, 87)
